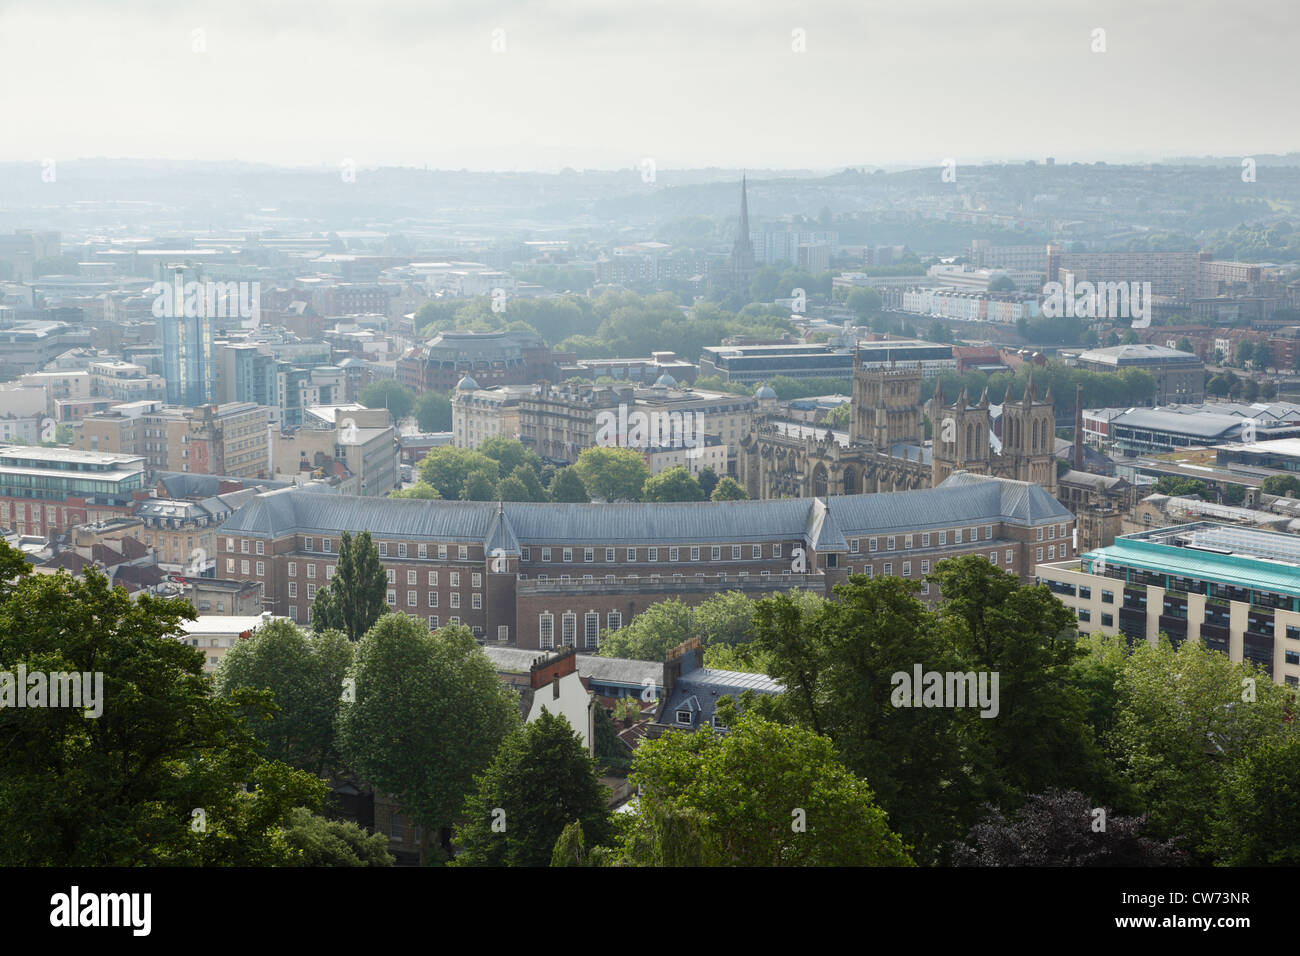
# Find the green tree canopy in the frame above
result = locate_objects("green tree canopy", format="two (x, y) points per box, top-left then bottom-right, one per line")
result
(453, 710), (613, 867)
(617, 710), (913, 866)
(282, 807), (395, 866)
(548, 466), (590, 502)
(214, 619), (354, 775)
(359, 380), (415, 422)
(310, 530), (388, 643)
(641, 466), (705, 502)
(573, 446), (649, 502)
(418, 446), (500, 500)
(0, 547), (325, 865)
(336, 619), (520, 864)
(414, 391), (452, 432)
(710, 476), (748, 500)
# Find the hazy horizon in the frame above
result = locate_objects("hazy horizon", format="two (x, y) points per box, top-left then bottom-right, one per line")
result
(1, 0), (1296, 171)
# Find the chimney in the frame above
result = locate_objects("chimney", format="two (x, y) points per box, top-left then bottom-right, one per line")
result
(1073, 384), (1084, 472)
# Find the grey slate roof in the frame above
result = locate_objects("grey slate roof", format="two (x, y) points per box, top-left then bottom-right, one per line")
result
(219, 471), (1072, 547)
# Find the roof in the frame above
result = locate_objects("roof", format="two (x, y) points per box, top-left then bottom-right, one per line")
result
(1076, 343), (1203, 366)
(1112, 407), (1244, 439)
(480, 646), (664, 690)
(219, 472), (1071, 548)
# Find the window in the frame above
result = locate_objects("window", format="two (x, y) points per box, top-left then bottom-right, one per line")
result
(449, 617), (460, 625)
(712, 546), (721, 561)
(459, 546), (468, 560)
(240, 560), (249, 575)
(669, 547), (679, 561)
(377, 542), (387, 557)
(753, 546), (763, 559)
(407, 590), (417, 606)
(732, 545), (741, 560)
(256, 561), (264, 575)
(418, 544), (427, 559)
(562, 612), (577, 646)
(1101, 613), (1113, 627)
(450, 572), (460, 588)
(605, 548), (615, 562)
(472, 572), (481, 588)
(585, 612), (600, 649)
(539, 614), (554, 649)
(1005, 550), (1013, 565)
(954, 529), (962, 544)
(607, 611), (622, 631)
(1102, 590), (1114, 604)
(626, 548), (636, 562)
(538, 547), (549, 562)
(386, 590), (396, 606)
(307, 564), (316, 579)
(407, 570), (416, 585)
(939, 532), (947, 546)
(904, 535), (913, 550)
(1036, 527), (1044, 541)
(869, 538), (878, 552)
(1079, 609), (1092, 622)
(676, 710), (692, 725)
(255, 540), (264, 555)
(450, 593), (460, 609)
(386, 569), (396, 584)
(429, 616), (439, 630)
(864, 565), (873, 578)
(438, 545), (448, 559)
(563, 548), (573, 563)
(1048, 545), (1056, 560)
(584, 548), (594, 562)
(288, 581), (297, 598)
(691, 547), (700, 561)
(226, 558), (235, 572)
(241, 539), (250, 554)
(984, 525), (993, 540)
(922, 533), (931, 548)
(1079, 586), (1091, 600)
(472, 593), (482, 610)
(712, 716), (727, 730)
(883, 563), (893, 576)
(1036, 548), (1043, 562)
(648, 548), (658, 562)
(903, 561), (911, 577)
(427, 570), (438, 586)
(497, 626), (509, 642)
(773, 544), (782, 558)
(397, 543), (407, 558)
(921, 560), (930, 574)
(1286, 650), (1300, 666)
(428, 592), (438, 607)
(521, 547), (530, 561)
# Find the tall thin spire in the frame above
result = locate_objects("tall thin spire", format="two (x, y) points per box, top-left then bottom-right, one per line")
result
(738, 175), (750, 238)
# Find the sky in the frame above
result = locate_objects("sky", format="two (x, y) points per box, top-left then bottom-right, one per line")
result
(0, 0), (1295, 172)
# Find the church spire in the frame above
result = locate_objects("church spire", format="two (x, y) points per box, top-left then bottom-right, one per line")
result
(738, 175), (750, 238)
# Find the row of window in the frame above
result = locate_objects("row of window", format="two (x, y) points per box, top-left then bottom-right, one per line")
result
(524, 544), (785, 563)
(538, 610), (623, 650)
(385, 589), (481, 609)
(851, 527), (994, 554)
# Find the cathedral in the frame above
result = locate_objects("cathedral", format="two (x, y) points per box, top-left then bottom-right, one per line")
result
(738, 352), (1057, 499)
(709, 176), (758, 296)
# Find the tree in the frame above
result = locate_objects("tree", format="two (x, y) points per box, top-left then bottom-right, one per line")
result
(310, 530), (388, 643)
(1154, 475), (1209, 499)
(599, 598), (695, 661)
(550, 820), (617, 867)
(751, 577), (976, 863)
(282, 807), (395, 866)
(214, 619), (354, 775)
(846, 287), (882, 320)
(390, 480), (441, 499)
(1176, 337), (1194, 353)
(548, 467), (590, 503)
(641, 466), (705, 502)
(926, 320), (951, 344)
(951, 790), (1186, 866)
(359, 380), (415, 422)
(1253, 340), (1272, 371)
(1211, 736), (1300, 865)
(480, 436), (541, 479)
(696, 467), (719, 498)
(1234, 340), (1255, 368)
(452, 711), (613, 866)
(573, 446), (649, 502)
(1206, 374), (1232, 398)
(337, 619), (520, 864)
(710, 477), (748, 501)
(988, 275), (1017, 293)
(617, 710), (913, 866)
(1110, 637), (1295, 859)
(459, 470), (498, 501)
(1262, 474), (1300, 497)
(418, 446), (500, 500)
(0, 547), (326, 865)
(414, 391), (452, 432)
(505, 464), (546, 501)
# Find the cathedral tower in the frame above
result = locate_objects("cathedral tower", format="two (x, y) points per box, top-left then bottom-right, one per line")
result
(999, 372), (1057, 493)
(851, 350), (923, 449)
(931, 379), (992, 487)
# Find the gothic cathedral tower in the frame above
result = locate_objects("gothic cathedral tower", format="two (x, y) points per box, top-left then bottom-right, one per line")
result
(930, 379), (992, 487)
(999, 372), (1057, 494)
(851, 350), (923, 449)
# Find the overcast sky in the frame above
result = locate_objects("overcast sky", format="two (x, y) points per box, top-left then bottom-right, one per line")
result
(0, 0), (1294, 171)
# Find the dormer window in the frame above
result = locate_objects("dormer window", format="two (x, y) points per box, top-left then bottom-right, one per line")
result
(676, 710), (693, 725)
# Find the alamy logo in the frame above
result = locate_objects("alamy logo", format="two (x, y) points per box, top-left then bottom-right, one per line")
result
(151, 276), (261, 327)
(1041, 278), (1151, 328)
(50, 886), (151, 936)
(595, 404), (705, 456)
(0, 666), (103, 718)
(890, 665), (999, 718)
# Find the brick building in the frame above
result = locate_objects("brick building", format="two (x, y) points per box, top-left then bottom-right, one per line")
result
(216, 471), (1075, 649)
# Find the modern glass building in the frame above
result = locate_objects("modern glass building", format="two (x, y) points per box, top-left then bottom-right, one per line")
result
(1037, 521), (1300, 686)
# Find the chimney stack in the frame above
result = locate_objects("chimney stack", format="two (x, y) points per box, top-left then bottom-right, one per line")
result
(1073, 384), (1084, 472)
